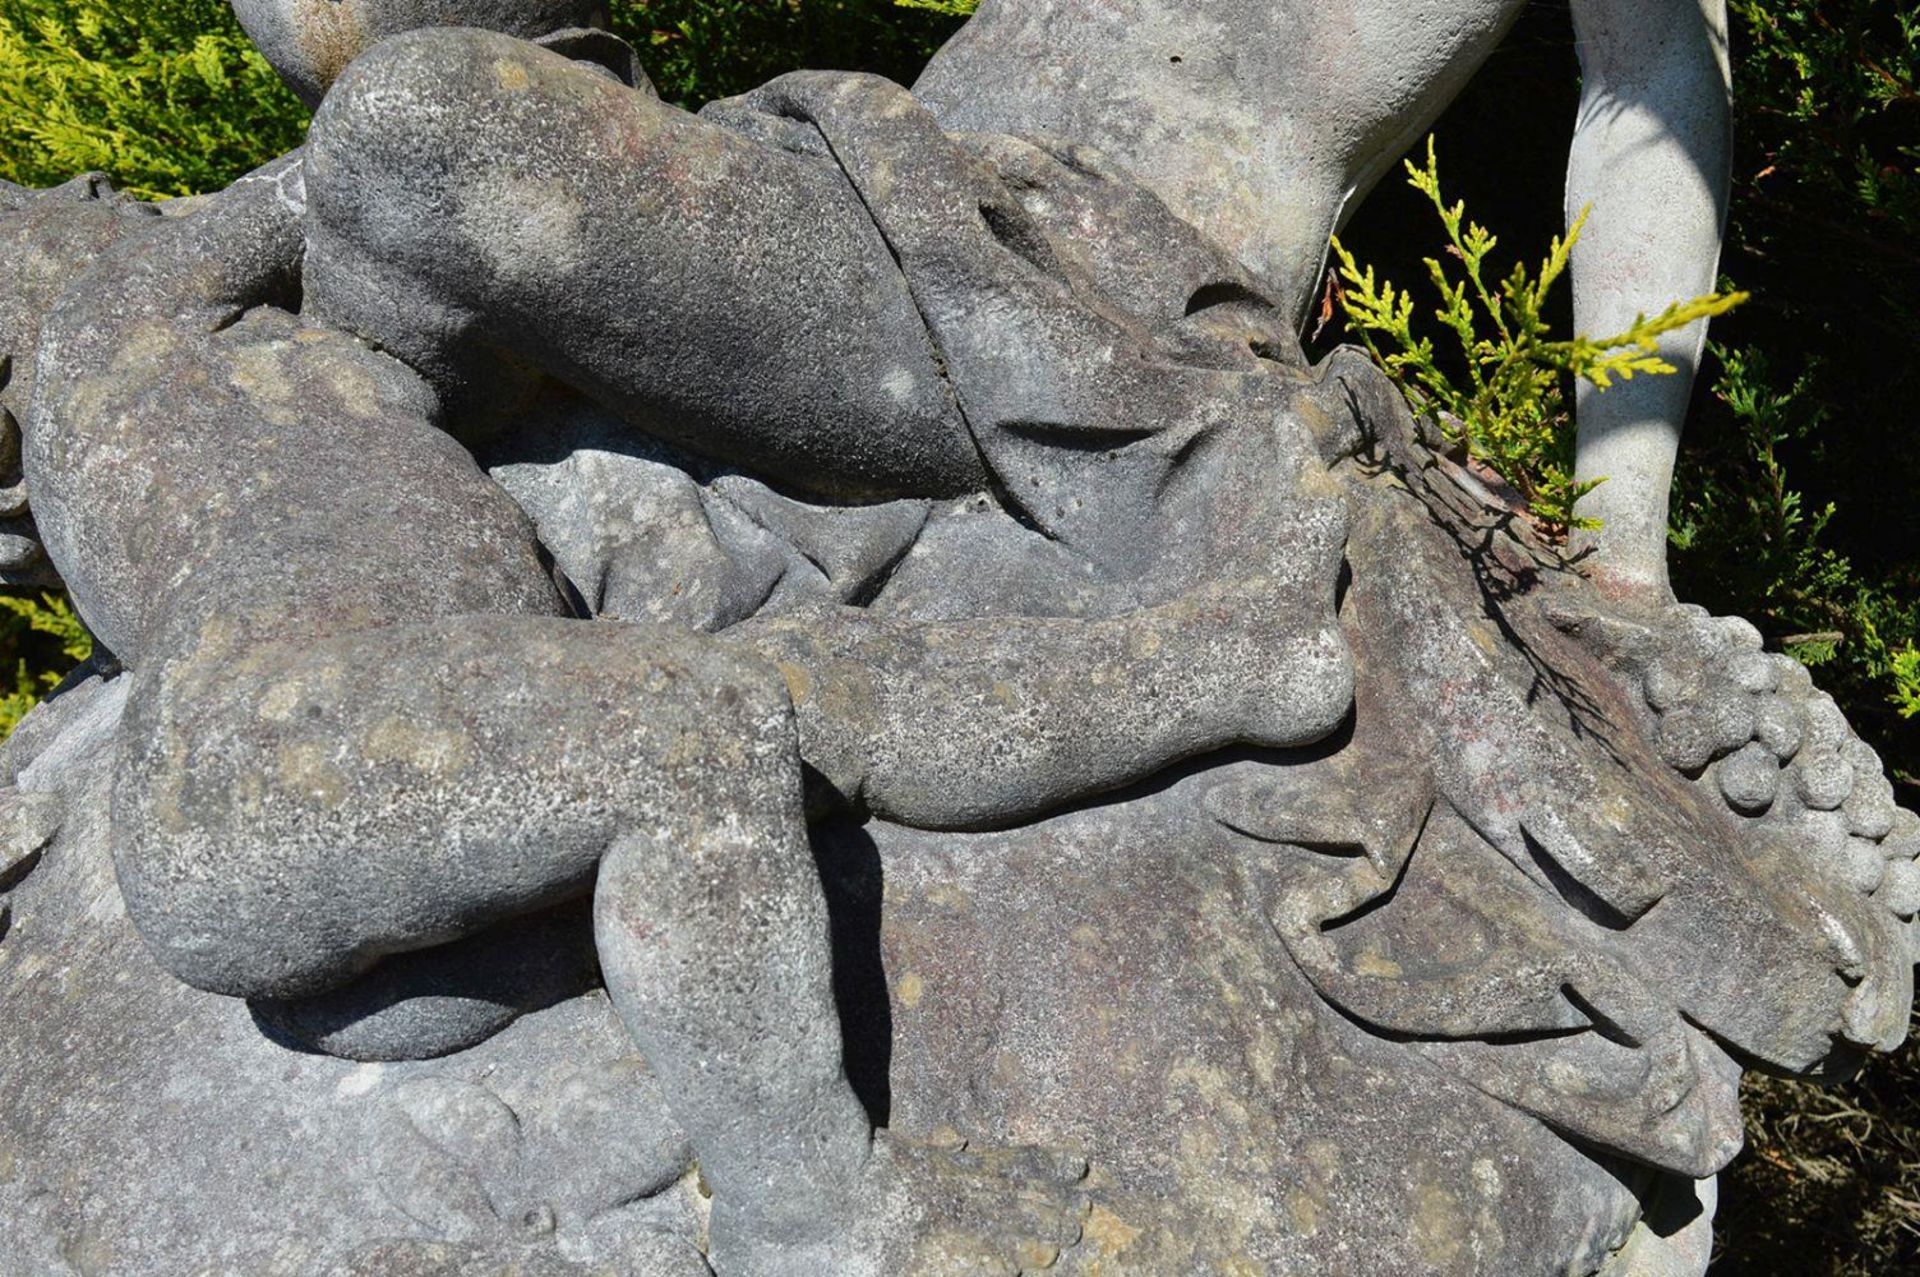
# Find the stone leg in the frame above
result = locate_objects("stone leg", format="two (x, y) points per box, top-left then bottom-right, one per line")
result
(32, 143), (1093, 1267)
(301, 26), (983, 502)
(116, 614), (965, 1261)
(116, 620), (1091, 1271)
(728, 544), (1354, 830)
(114, 615), (814, 1002)
(1566, 0), (1732, 596)
(594, 818), (872, 1234)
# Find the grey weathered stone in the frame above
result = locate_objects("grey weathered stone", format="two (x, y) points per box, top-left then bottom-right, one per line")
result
(1881, 859), (1920, 919)
(1795, 749), (1856, 811)
(0, 4), (1911, 1275)
(1716, 743), (1779, 815)
(0, 703), (710, 1275)
(229, 0), (604, 105)
(1752, 693), (1805, 759)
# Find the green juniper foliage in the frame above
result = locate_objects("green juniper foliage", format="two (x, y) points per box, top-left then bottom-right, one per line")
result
(606, 0), (964, 108)
(1670, 344), (1920, 746)
(0, 591), (89, 737)
(0, 0), (305, 198)
(1330, 139), (1744, 538)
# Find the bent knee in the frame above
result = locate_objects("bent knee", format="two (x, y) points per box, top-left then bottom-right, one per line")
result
(1293, 625), (1358, 745)
(112, 830), (372, 1000)
(109, 764), (385, 999)
(110, 676), (394, 1000)
(642, 636), (802, 769)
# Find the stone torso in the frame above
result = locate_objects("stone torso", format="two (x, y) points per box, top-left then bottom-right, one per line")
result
(915, 0), (1530, 315)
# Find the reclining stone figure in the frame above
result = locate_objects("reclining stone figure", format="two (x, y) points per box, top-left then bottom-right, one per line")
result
(0, 3), (1913, 1275)
(227, 0), (1732, 597)
(15, 16), (1375, 1269)
(22, 158), (1364, 1271)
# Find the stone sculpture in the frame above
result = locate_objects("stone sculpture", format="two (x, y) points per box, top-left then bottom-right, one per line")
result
(919, 0), (1734, 596)
(0, 3), (1909, 1275)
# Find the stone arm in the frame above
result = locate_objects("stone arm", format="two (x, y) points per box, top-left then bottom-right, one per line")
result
(1566, 0), (1732, 597)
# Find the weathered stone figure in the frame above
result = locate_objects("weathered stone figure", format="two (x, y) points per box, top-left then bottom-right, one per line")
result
(17, 10), (1362, 1271)
(25, 148), (1354, 1276)
(0, 3), (1912, 1276)
(917, 0), (1733, 594)
(248, 0), (1731, 593)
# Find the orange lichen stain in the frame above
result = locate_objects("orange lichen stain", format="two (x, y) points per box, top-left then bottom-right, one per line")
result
(364, 715), (473, 779)
(1015, 1240), (1062, 1269)
(492, 58), (532, 92)
(1082, 1204), (1143, 1258)
(1070, 923), (1104, 972)
(1411, 1176), (1468, 1267)
(1352, 948), (1403, 979)
(921, 883), (974, 915)
(276, 740), (346, 808)
(257, 681), (302, 723)
(1286, 1187), (1320, 1236)
(773, 659), (812, 707)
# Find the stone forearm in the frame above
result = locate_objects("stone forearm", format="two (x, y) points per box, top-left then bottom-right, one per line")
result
(1566, 0), (1732, 594)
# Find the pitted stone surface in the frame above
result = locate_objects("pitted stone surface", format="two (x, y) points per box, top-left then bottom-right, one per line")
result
(0, 5), (1906, 1275)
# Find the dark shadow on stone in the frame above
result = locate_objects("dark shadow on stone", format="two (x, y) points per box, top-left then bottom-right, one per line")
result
(1521, 826), (1637, 932)
(1183, 279), (1272, 317)
(249, 897), (600, 1062)
(45, 642), (121, 699)
(1636, 1167), (1708, 1240)
(472, 382), (721, 479)
(812, 817), (893, 1126)
(0, 847), (40, 893)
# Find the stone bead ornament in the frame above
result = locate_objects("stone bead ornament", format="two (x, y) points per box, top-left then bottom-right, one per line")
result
(0, 3), (1902, 1276)
(1639, 614), (1915, 888)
